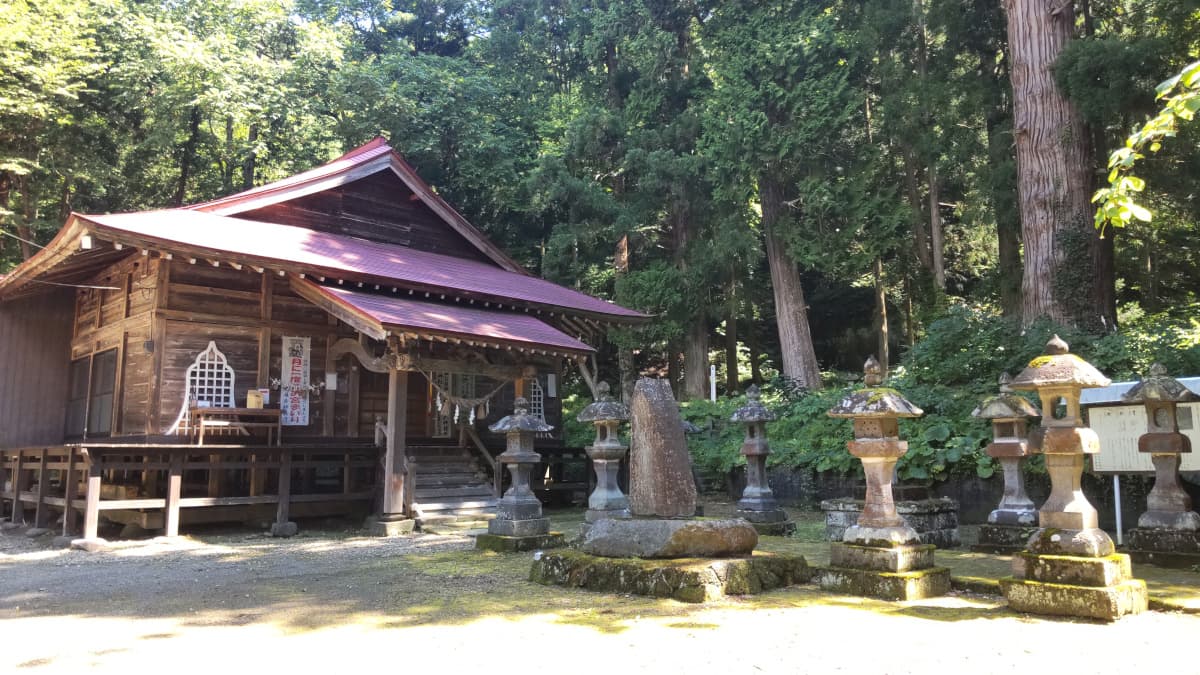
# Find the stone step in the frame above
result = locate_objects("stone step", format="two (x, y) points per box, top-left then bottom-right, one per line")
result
(415, 498), (499, 513)
(414, 486), (496, 500)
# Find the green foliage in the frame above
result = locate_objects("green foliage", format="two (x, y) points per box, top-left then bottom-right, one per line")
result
(1094, 59), (1200, 232)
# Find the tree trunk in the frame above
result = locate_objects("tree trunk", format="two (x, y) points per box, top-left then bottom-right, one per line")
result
(1005, 0), (1105, 329)
(746, 309), (763, 386)
(242, 123), (259, 189)
(683, 321), (708, 401)
(873, 257), (889, 375)
(725, 281), (739, 395)
(903, 273), (917, 346)
(928, 164), (945, 291)
(667, 340), (681, 399)
(16, 174), (35, 260)
(173, 106), (203, 207)
(902, 147), (933, 273)
(983, 84), (1024, 320)
(618, 345), (636, 405)
(760, 173), (822, 390)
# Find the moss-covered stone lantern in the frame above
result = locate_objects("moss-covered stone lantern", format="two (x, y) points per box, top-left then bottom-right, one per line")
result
(731, 385), (794, 535)
(475, 397), (564, 552)
(1000, 335), (1147, 621)
(972, 373), (1040, 552)
(577, 381), (631, 524)
(1123, 363), (1200, 563)
(821, 356), (949, 600)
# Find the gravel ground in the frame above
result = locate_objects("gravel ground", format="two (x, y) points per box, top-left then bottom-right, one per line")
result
(3, 520), (1200, 675)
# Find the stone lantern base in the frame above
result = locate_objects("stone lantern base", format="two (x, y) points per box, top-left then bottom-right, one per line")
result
(1126, 528), (1200, 568)
(736, 507), (796, 536)
(1000, 527), (1148, 621)
(1001, 551), (1148, 621)
(475, 531), (566, 553)
(817, 541), (951, 601)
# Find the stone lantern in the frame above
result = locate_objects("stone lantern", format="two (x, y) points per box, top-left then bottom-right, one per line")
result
(731, 385), (794, 535)
(821, 356), (949, 600)
(577, 381), (631, 524)
(971, 373), (1040, 552)
(1000, 335), (1147, 621)
(1123, 363), (1200, 564)
(475, 397), (564, 552)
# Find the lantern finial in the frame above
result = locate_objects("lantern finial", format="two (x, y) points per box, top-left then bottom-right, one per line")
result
(863, 355), (883, 387)
(1046, 334), (1069, 355)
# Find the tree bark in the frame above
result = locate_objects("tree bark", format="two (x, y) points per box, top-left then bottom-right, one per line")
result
(16, 173), (35, 260)
(173, 106), (203, 207)
(902, 146), (933, 273)
(760, 173), (822, 390)
(746, 307), (763, 386)
(874, 257), (889, 375)
(242, 123), (259, 189)
(1005, 0), (1106, 329)
(983, 75), (1024, 320)
(683, 321), (708, 401)
(725, 280), (739, 394)
(928, 164), (945, 290)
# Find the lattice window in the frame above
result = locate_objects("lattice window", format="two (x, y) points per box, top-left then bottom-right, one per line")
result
(168, 341), (236, 435)
(525, 376), (551, 438)
(432, 372), (477, 438)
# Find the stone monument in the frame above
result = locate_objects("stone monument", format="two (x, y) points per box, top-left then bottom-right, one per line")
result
(819, 356), (951, 600)
(999, 336), (1148, 621)
(1123, 363), (1200, 566)
(474, 398), (565, 552)
(972, 373), (1041, 553)
(731, 385), (795, 536)
(577, 381), (632, 526)
(530, 377), (810, 602)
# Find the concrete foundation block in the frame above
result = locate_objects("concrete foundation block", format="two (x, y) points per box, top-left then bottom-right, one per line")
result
(488, 517), (550, 537)
(1000, 577), (1148, 622)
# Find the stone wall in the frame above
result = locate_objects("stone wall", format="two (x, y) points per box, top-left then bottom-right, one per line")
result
(720, 465), (1200, 529)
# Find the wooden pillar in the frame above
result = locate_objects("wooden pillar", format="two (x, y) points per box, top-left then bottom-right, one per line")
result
(382, 368), (408, 518)
(323, 333), (337, 436)
(33, 450), (49, 529)
(62, 448), (78, 536)
(276, 450), (292, 526)
(164, 451), (183, 537)
(12, 450), (27, 525)
(83, 455), (102, 540)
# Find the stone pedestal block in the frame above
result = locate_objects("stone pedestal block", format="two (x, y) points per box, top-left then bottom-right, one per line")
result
(475, 531), (565, 553)
(973, 524), (1040, 553)
(1002, 550), (1147, 621)
(1000, 577), (1148, 622)
(821, 497), (960, 548)
(488, 516), (549, 537)
(816, 565), (951, 601)
(830, 543), (935, 572)
(269, 521), (298, 538)
(530, 549), (810, 603)
(1127, 527), (1200, 568)
(365, 518), (415, 537)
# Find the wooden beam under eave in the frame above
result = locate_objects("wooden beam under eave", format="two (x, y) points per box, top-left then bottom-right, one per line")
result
(289, 277), (386, 340)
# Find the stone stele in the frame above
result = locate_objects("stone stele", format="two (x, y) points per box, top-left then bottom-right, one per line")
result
(627, 377), (697, 518)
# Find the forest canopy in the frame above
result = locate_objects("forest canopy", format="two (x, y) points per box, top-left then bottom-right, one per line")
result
(2, 0), (1199, 402)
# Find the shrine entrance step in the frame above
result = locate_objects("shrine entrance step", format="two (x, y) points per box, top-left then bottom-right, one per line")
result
(408, 445), (498, 529)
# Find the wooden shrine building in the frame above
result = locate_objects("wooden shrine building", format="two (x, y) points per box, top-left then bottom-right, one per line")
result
(0, 138), (644, 541)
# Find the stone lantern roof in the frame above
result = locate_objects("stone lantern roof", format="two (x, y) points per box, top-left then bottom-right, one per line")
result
(972, 373), (1040, 420)
(489, 397), (554, 433)
(828, 356), (923, 418)
(577, 381), (630, 422)
(1009, 335), (1110, 391)
(1122, 363), (1197, 404)
(731, 385), (776, 423)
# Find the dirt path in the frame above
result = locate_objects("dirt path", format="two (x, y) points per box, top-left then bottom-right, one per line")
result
(3, 524), (1199, 674)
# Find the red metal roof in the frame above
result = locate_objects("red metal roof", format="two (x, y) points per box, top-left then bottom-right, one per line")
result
(306, 281), (593, 354)
(77, 210), (645, 320)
